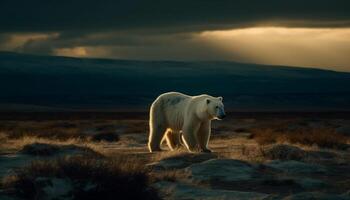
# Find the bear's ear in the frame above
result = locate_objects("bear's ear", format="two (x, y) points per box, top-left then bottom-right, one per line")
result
(206, 98), (211, 104)
(218, 96), (223, 101)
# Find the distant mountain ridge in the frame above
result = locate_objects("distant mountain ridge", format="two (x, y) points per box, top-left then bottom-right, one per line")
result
(1, 51), (350, 111)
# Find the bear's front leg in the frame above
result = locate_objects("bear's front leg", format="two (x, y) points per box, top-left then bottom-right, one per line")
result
(182, 122), (201, 152)
(198, 121), (212, 153)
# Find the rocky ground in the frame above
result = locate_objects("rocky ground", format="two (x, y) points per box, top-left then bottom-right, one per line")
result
(0, 114), (350, 200)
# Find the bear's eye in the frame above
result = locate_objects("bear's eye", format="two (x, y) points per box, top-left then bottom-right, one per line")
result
(215, 106), (219, 109)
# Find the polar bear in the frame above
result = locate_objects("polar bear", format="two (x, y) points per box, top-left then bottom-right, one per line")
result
(148, 92), (226, 153)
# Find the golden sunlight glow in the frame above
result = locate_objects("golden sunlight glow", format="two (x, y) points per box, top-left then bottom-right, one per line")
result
(0, 33), (59, 50)
(54, 47), (88, 57)
(198, 27), (350, 71)
(53, 46), (115, 58)
(1, 28), (349, 72)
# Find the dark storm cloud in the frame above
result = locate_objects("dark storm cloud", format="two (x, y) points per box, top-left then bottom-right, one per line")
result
(1, 1), (350, 71)
(12, 31), (190, 53)
(0, 0), (350, 33)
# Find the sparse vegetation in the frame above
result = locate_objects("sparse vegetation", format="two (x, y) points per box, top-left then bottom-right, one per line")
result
(19, 142), (102, 157)
(0, 121), (86, 140)
(0, 120), (147, 141)
(150, 170), (187, 182)
(1, 115), (350, 199)
(0, 135), (105, 157)
(261, 144), (307, 161)
(250, 127), (349, 150)
(1, 155), (161, 200)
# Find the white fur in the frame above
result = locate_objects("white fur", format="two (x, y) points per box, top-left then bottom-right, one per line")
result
(148, 92), (225, 152)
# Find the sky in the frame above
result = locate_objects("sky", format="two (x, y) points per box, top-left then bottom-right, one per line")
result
(0, 0), (350, 71)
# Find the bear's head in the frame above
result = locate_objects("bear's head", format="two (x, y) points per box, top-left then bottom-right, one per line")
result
(206, 96), (226, 120)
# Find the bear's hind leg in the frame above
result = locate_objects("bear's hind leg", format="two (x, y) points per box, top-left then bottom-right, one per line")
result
(148, 100), (168, 152)
(165, 130), (181, 150)
(148, 124), (167, 152)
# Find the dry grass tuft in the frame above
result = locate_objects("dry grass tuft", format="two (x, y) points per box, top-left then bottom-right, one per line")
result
(237, 145), (266, 162)
(150, 170), (188, 183)
(0, 120), (148, 143)
(0, 121), (86, 140)
(260, 144), (307, 161)
(250, 127), (349, 150)
(1, 135), (106, 156)
(222, 144), (308, 163)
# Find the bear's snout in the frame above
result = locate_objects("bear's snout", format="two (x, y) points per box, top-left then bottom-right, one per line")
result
(218, 113), (226, 119)
(217, 108), (226, 120)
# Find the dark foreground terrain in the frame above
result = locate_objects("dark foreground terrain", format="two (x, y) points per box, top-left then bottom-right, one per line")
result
(0, 112), (350, 200)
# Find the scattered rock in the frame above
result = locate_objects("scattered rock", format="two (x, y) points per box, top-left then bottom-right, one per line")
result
(266, 160), (327, 174)
(0, 154), (33, 178)
(260, 177), (299, 187)
(308, 151), (336, 159)
(37, 177), (73, 200)
(262, 144), (307, 161)
(153, 181), (269, 200)
(185, 159), (255, 183)
(307, 150), (340, 163)
(258, 176), (328, 193)
(293, 178), (328, 190)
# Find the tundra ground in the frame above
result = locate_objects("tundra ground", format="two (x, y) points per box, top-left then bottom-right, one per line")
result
(0, 112), (350, 200)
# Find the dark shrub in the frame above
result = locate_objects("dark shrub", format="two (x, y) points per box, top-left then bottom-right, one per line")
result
(19, 143), (61, 156)
(91, 132), (119, 142)
(1, 156), (161, 200)
(19, 143), (102, 157)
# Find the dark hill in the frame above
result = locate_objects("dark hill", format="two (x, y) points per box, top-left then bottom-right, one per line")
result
(1, 52), (349, 111)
